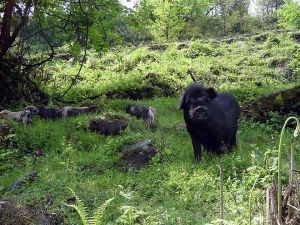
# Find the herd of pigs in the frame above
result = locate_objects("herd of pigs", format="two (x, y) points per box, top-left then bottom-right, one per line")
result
(0, 83), (240, 162)
(0, 104), (156, 135)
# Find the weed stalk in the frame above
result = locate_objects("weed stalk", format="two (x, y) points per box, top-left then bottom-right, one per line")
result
(277, 116), (299, 224)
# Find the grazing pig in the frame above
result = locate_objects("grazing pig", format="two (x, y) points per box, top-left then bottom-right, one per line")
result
(36, 106), (62, 120)
(62, 105), (98, 118)
(25, 105), (39, 115)
(88, 117), (128, 135)
(0, 109), (32, 125)
(179, 83), (240, 162)
(125, 105), (156, 127)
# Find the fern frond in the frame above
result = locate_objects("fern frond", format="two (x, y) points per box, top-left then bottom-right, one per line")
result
(65, 203), (89, 225)
(90, 197), (115, 225)
(65, 188), (89, 225)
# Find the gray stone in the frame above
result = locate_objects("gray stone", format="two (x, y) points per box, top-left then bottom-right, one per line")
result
(120, 140), (157, 171)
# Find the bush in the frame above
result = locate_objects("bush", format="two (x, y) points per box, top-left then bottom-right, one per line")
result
(277, 1), (300, 29)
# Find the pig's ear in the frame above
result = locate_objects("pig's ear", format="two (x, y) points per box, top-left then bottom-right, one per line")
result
(206, 87), (217, 99)
(178, 95), (186, 109)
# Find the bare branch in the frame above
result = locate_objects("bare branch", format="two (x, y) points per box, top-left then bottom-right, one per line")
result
(187, 68), (197, 82)
(0, 0), (33, 60)
(57, 0), (89, 99)
(24, 31), (55, 68)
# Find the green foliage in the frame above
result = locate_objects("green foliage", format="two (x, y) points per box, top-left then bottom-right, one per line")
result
(65, 188), (115, 225)
(277, 1), (300, 29)
(41, 31), (299, 103)
(150, 0), (188, 41)
(69, 42), (82, 58)
(117, 205), (155, 224)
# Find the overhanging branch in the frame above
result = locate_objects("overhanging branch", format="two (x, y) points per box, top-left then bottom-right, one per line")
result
(57, 0), (89, 99)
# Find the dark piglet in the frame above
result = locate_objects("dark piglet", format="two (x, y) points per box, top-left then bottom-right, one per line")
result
(88, 118), (128, 135)
(62, 105), (98, 118)
(125, 105), (156, 127)
(179, 83), (240, 162)
(37, 106), (62, 120)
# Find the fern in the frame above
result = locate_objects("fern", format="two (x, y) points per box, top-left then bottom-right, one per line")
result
(64, 188), (114, 225)
(89, 197), (115, 225)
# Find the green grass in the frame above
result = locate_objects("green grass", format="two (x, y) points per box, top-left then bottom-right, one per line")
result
(1, 97), (299, 224)
(1, 31), (300, 224)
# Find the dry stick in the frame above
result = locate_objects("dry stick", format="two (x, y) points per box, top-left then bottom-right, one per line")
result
(249, 174), (260, 225)
(187, 69), (197, 83)
(287, 203), (300, 213)
(266, 188), (270, 225)
(287, 137), (296, 222)
(219, 164), (224, 225)
(277, 117), (300, 224)
(271, 178), (278, 225)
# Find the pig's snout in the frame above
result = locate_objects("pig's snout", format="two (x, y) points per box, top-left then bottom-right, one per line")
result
(189, 106), (208, 121)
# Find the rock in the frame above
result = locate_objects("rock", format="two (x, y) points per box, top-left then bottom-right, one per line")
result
(276, 66), (293, 78)
(254, 34), (267, 42)
(177, 43), (188, 50)
(0, 198), (63, 225)
(119, 140), (157, 171)
(10, 171), (38, 190)
(122, 139), (152, 153)
(148, 44), (168, 51)
(0, 199), (10, 210)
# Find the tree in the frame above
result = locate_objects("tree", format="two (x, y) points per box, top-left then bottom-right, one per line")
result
(134, 0), (212, 41)
(0, 0), (33, 60)
(150, 0), (188, 41)
(277, 0), (300, 29)
(258, 0), (284, 15)
(0, 0), (124, 103)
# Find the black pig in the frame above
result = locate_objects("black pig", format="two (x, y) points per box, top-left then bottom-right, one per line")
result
(125, 105), (156, 127)
(37, 106), (62, 120)
(179, 83), (240, 162)
(88, 118), (128, 135)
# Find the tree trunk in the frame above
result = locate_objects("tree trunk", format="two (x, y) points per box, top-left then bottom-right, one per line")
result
(0, 0), (33, 60)
(0, 0), (15, 59)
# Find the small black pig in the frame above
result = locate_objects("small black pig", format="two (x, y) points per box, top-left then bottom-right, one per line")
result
(125, 105), (156, 127)
(37, 106), (63, 120)
(88, 117), (128, 135)
(179, 83), (240, 162)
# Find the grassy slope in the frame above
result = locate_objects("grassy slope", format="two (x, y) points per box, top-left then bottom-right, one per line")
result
(43, 31), (300, 103)
(1, 31), (300, 224)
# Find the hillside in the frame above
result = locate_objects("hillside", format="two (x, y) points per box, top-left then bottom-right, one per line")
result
(43, 31), (300, 103)
(0, 31), (300, 224)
